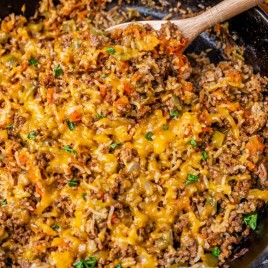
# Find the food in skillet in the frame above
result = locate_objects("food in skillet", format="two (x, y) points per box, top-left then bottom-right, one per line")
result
(0, 0), (267, 267)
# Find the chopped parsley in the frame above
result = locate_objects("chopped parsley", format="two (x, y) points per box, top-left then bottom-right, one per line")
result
(115, 264), (122, 268)
(201, 151), (208, 161)
(88, 14), (94, 20)
(186, 174), (199, 185)
(68, 179), (79, 187)
(244, 213), (258, 230)
(106, 48), (116, 55)
(53, 64), (63, 78)
(61, 145), (77, 154)
(96, 113), (106, 119)
(188, 138), (197, 147)
(110, 142), (122, 150)
(81, 193), (87, 199)
(145, 132), (153, 141)
(169, 109), (179, 118)
(100, 74), (108, 79)
(163, 124), (168, 131)
(4, 124), (13, 130)
(27, 130), (37, 139)
(28, 57), (39, 67)
(65, 118), (75, 131)
(1, 200), (7, 206)
(73, 256), (97, 268)
(52, 224), (60, 230)
(211, 247), (221, 257)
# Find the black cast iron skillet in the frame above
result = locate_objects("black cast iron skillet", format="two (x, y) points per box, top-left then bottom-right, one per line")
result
(0, 0), (267, 267)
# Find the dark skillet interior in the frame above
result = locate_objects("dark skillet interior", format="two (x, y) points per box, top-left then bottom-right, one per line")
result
(0, 1), (267, 267)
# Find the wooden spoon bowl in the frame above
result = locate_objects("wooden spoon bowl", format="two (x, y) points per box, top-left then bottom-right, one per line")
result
(107, 0), (264, 48)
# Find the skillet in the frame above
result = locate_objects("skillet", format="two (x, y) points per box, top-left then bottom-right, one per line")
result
(0, 0), (267, 267)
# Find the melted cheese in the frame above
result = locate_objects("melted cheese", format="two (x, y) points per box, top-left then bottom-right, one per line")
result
(248, 189), (268, 201)
(0, 14), (266, 268)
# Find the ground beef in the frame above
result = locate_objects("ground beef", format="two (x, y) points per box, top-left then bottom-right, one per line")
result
(258, 162), (268, 188)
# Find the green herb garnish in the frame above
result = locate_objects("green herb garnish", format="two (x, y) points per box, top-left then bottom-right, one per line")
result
(53, 64), (63, 78)
(4, 124), (13, 130)
(115, 264), (122, 268)
(244, 213), (258, 230)
(65, 118), (75, 131)
(27, 130), (37, 139)
(1, 200), (7, 206)
(211, 247), (221, 257)
(145, 132), (153, 141)
(100, 74), (108, 79)
(88, 14), (94, 20)
(201, 151), (208, 161)
(61, 145), (77, 154)
(81, 193), (87, 199)
(188, 138), (197, 147)
(52, 224), (60, 230)
(163, 124), (168, 131)
(106, 48), (116, 55)
(110, 142), (122, 150)
(169, 110), (179, 118)
(186, 174), (199, 185)
(96, 113), (106, 119)
(73, 256), (97, 268)
(68, 179), (79, 187)
(28, 57), (39, 67)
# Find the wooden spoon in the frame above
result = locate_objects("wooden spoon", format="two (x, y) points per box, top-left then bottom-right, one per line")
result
(107, 0), (264, 46)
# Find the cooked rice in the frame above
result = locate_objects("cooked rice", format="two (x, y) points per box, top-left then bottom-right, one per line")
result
(0, 0), (267, 268)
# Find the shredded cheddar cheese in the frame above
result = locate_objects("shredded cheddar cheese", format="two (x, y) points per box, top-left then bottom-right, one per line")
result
(0, 1), (267, 268)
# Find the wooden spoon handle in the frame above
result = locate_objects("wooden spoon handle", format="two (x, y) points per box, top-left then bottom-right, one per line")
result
(177, 0), (264, 42)
(199, 0), (264, 29)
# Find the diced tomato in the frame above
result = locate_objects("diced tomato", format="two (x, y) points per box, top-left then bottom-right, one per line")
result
(19, 154), (28, 163)
(47, 88), (55, 105)
(115, 96), (129, 107)
(202, 127), (213, 133)
(246, 135), (265, 154)
(246, 161), (256, 171)
(69, 110), (82, 123)
(123, 82), (132, 95)
(100, 86), (107, 98)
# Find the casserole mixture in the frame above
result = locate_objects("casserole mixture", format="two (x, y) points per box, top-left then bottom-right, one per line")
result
(0, 0), (267, 267)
